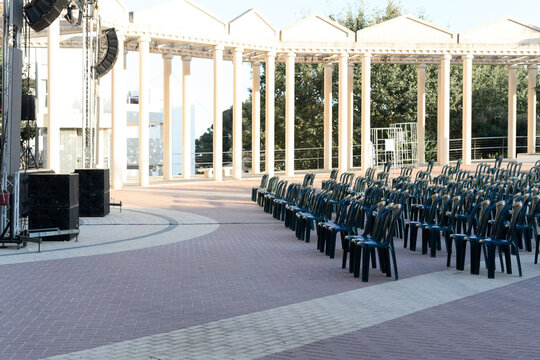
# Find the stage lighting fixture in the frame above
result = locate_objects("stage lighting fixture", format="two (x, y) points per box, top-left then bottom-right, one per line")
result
(94, 28), (119, 78)
(23, 0), (70, 32)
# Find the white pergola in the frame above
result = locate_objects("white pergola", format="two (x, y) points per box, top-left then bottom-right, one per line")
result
(28, 0), (540, 188)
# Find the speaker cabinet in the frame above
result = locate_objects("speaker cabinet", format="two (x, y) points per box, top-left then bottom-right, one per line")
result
(95, 28), (119, 78)
(28, 173), (79, 241)
(75, 169), (110, 217)
(23, 0), (70, 33)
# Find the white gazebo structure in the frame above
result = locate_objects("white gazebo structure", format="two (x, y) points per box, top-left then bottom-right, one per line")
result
(23, 0), (540, 188)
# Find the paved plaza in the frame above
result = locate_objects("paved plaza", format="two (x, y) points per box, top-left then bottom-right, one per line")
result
(1, 168), (540, 359)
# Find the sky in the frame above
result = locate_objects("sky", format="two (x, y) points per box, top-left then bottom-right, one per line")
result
(118, 0), (540, 138)
(122, 0), (540, 32)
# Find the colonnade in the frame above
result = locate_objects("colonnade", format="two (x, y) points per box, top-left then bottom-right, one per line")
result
(43, 25), (538, 189)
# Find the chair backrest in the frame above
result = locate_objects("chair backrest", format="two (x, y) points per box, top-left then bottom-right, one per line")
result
(506, 201), (524, 240)
(330, 169), (338, 180)
(369, 202), (393, 239)
(284, 183), (299, 202)
(266, 176), (279, 193)
(334, 197), (353, 225)
(494, 156), (503, 170)
(383, 204), (402, 244)
(274, 180), (288, 197)
(259, 174), (269, 188)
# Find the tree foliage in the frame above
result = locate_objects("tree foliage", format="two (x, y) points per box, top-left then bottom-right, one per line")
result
(196, 0), (539, 167)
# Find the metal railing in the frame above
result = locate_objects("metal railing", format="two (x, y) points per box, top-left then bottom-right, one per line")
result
(426, 135), (540, 162)
(132, 135), (540, 173)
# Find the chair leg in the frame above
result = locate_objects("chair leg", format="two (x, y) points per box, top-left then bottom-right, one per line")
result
(404, 223), (410, 248)
(470, 242), (481, 275)
(513, 243), (523, 277)
(535, 233), (540, 264)
(486, 243), (496, 279)
(371, 248), (377, 269)
(455, 238), (466, 271)
(430, 230), (438, 258)
(445, 234), (453, 267)
(361, 245), (371, 282)
(422, 228), (429, 255)
(305, 222), (312, 243)
(354, 245), (362, 278)
(341, 235), (349, 269)
(349, 240), (355, 273)
(410, 226), (419, 251)
(390, 247), (399, 280)
(503, 244), (512, 274)
(525, 229), (532, 252)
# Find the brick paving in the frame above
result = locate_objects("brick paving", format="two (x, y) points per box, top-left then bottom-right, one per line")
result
(0, 166), (538, 359)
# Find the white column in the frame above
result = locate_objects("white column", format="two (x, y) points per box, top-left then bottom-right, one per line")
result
(462, 54), (473, 165)
(361, 53), (372, 172)
(252, 62), (261, 174)
(285, 52), (296, 177)
(528, 64), (538, 154)
(138, 36), (150, 187)
(417, 63), (426, 165)
(508, 64), (518, 159)
(232, 48), (243, 180)
(436, 64), (441, 163)
(213, 45), (224, 181)
(440, 54), (451, 166)
(265, 52), (276, 176)
(338, 53), (349, 174)
(347, 62), (354, 169)
(182, 56), (192, 179)
(162, 54), (173, 181)
(323, 63), (333, 170)
(47, 19), (60, 172)
(111, 34), (126, 189)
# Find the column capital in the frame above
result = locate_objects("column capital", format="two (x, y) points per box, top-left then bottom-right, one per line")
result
(348, 62), (355, 68)
(362, 52), (372, 58)
(340, 52), (349, 58)
(508, 64), (518, 70)
(417, 63), (427, 69)
(286, 52), (296, 58)
(441, 53), (451, 61)
(252, 61), (261, 68)
(182, 55), (192, 62)
(528, 64), (538, 70)
(138, 35), (151, 43)
(266, 50), (276, 58)
(234, 47), (244, 53)
(214, 44), (224, 51)
(162, 53), (174, 60)
(324, 62), (333, 68)
(462, 54), (474, 60)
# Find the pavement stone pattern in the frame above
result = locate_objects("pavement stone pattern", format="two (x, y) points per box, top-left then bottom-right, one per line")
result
(45, 255), (540, 360)
(0, 166), (539, 360)
(0, 207), (218, 265)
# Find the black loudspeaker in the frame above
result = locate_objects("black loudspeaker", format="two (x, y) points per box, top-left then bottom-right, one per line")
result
(23, 0), (70, 33)
(28, 173), (79, 241)
(20, 169), (55, 217)
(94, 28), (119, 78)
(28, 206), (79, 241)
(28, 173), (79, 208)
(21, 94), (36, 121)
(75, 169), (110, 217)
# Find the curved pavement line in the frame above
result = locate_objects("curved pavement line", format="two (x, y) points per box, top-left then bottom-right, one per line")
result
(45, 253), (540, 360)
(0, 206), (219, 265)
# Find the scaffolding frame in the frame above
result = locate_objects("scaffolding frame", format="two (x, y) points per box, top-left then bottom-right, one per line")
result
(370, 122), (417, 169)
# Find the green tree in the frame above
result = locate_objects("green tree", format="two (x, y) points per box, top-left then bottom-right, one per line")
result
(195, 0), (539, 168)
